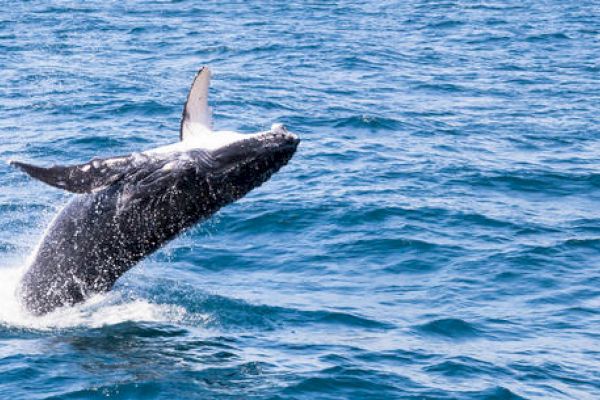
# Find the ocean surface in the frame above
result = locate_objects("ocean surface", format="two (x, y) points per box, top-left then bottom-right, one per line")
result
(1, 1), (599, 399)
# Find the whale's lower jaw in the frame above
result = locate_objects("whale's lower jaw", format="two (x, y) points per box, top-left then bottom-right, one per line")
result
(18, 133), (300, 315)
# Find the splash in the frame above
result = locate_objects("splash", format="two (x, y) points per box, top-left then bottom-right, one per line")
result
(0, 261), (187, 331)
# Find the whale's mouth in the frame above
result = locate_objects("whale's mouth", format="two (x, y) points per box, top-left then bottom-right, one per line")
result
(233, 124), (299, 152)
(212, 125), (300, 170)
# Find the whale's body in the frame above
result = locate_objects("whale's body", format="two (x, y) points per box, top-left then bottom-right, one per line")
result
(12, 67), (299, 314)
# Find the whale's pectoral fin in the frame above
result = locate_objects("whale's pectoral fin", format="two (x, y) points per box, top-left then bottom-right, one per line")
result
(9, 155), (133, 193)
(180, 66), (213, 141)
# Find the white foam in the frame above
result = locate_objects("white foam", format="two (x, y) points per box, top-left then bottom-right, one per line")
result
(0, 262), (188, 331)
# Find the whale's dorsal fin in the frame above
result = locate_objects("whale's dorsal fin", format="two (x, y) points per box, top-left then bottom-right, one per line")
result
(9, 155), (133, 193)
(180, 66), (213, 141)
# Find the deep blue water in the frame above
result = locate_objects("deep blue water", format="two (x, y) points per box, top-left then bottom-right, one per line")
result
(1, 0), (599, 399)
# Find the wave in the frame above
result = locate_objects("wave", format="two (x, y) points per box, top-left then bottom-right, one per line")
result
(424, 356), (510, 379)
(525, 32), (571, 42)
(416, 318), (482, 340)
(450, 170), (600, 195)
(332, 115), (406, 131)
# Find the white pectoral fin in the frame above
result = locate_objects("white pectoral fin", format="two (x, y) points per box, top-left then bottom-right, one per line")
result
(180, 66), (213, 141)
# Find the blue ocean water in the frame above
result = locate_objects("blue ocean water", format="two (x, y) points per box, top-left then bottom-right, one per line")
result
(1, 0), (599, 398)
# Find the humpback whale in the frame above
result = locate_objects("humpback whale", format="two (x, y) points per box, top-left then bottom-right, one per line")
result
(11, 67), (299, 315)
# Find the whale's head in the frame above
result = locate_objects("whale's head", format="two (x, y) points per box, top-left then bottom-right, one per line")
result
(200, 123), (300, 203)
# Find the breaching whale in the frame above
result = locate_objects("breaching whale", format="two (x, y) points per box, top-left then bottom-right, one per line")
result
(10, 67), (299, 315)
